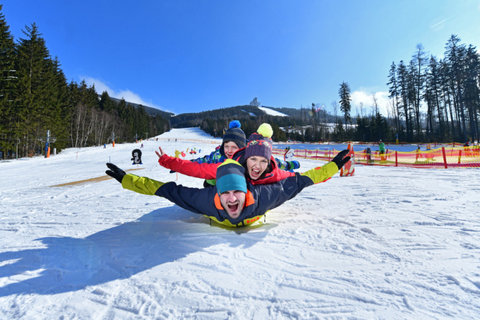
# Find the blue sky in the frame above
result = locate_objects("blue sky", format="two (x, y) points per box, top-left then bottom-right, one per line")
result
(2, 0), (480, 116)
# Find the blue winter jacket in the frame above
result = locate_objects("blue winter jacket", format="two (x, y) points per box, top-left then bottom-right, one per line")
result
(191, 145), (226, 164)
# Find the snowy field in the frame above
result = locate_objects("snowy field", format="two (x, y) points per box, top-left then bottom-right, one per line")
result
(1, 128), (479, 319)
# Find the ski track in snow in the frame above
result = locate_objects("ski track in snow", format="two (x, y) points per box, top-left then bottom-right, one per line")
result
(1, 128), (480, 319)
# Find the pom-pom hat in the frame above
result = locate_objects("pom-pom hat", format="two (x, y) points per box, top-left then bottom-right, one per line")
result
(216, 159), (247, 194)
(222, 120), (246, 149)
(257, 123), (273, 138)
(245, 138), (273, 161)
(244, 123), (274, 161)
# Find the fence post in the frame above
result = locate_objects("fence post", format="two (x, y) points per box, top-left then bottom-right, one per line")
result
(458, 150), (462, 164)
(442, 147), (448, 169)
(395, 151), (398, 167)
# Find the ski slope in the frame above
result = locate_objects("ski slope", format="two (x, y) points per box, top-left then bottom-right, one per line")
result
(1, 128), (479, 319)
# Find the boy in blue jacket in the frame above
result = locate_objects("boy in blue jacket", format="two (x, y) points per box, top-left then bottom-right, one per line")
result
(106, 150), (349, 227)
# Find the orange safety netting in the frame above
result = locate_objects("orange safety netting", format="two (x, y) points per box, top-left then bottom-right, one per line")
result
(272, 145), (480, 168)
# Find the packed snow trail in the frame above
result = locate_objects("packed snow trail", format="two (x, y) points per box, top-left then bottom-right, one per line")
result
(1, 128), (479, 319)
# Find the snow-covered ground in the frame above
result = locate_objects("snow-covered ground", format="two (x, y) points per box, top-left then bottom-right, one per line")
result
(1, 128), (479, 319)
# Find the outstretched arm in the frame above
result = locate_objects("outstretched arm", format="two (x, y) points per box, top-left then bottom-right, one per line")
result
(301, 149), (350, 184)
(156, 147), (219, 180)
(106, 162), (164, 195)
(106, 163), (221, 218)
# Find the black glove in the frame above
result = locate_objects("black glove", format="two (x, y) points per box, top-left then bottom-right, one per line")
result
(106, 163), (126, 183)
(332, 149), (351, 169)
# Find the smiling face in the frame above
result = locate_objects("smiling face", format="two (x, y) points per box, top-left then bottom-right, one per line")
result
(219, 190), (246, 219)
(223, 141), (240, 159)
(246, 156), (269, 180)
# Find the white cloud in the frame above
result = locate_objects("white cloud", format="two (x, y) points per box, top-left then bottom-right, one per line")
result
(81, 76), (162, 109)
(429, 18), (449, 32)
(351, 90), (390, 117)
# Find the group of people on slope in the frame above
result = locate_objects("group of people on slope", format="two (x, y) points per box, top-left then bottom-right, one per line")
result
(156, 122), (299, 187)
(106, 121), (351, 227)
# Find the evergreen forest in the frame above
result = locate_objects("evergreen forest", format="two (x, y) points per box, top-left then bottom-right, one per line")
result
(0, 6), (170, 159)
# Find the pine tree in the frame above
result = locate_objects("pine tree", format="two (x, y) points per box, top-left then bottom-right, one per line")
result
(411, 44), (427, 140)
(397, 60), (413, 141)
(46, 57), (69, 151)
(0, 5), (18, 158)
(425, 56), (446, 140)
(387, 62), (401, 136)
(15, 23), (54, 156)
(464, 45), (480, 141)
(438, 59), (455, 138)
(445, 34), (467, 140)
(99, 91), (116, 112)
(338, 82), (351, 126)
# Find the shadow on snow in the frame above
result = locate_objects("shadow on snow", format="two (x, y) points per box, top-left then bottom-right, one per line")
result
(0, 206), (274, 297)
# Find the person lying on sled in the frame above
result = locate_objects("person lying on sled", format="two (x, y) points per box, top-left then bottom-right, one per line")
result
(105, 150), (350, 228)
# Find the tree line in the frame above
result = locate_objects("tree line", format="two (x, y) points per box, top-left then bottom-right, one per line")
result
(387, 35), (479, 143)
(194, 34), (480, 145)
(0, 6), (169, 159)
(320, 35), (479, 144)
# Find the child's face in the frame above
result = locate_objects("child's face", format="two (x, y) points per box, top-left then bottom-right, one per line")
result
(246, 156), (269, 180)
(224, 141), (240, 159)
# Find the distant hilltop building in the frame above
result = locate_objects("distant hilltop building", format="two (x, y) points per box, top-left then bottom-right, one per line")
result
(250, 97), (260, 107)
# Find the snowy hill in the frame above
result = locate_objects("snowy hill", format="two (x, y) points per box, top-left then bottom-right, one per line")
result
(154, 127), (220, 141)
(258, 106), (288, 117)
(0, 128), (479, 319)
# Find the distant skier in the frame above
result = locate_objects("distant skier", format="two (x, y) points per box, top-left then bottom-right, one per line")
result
(284, 146), (295, 161)
(415, 145), (421, 163)
(131, 149), (142, 165)
(277, 146), (300, 172)
(379, 140), (386, 161)
(365, 147), (372, 164)
(379, 140), (385, 154)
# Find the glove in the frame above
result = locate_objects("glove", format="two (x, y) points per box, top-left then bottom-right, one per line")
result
(332, 150), (351, 169)
(106, 163), (126, 183)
